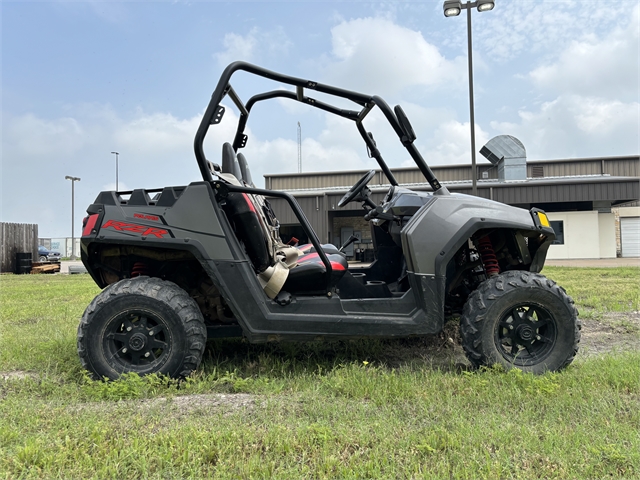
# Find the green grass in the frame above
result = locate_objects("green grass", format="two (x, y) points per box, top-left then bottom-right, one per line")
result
(543, 266), (640, 317)
(1, 270), (639, 479)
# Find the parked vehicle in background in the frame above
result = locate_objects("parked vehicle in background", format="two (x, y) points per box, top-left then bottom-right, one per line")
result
(38, 246), (61, 262)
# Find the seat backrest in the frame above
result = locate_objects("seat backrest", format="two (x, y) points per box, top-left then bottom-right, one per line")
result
(237, 153), (255, 187)
(221, 142), (243, 182)
(219, 144), (278, 269)
(218, 146), (299, 297)
(224, 192), (272, 273)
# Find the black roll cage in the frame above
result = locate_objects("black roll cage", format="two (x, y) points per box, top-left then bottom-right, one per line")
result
(194, 61), (444, 193)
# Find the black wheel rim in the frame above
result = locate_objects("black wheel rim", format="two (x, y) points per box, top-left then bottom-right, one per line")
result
(103, 310), (171, 374)
(495, 303), (557, 366)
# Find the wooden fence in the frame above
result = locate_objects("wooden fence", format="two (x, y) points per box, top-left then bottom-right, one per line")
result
(0, 223), (39, 273)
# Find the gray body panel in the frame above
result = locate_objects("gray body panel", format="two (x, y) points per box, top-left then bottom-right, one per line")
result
(92, 183), (234, 261)
(402, 192), (537, 276)
(161, 184), (232, 260)
(204, 259), (443, 342)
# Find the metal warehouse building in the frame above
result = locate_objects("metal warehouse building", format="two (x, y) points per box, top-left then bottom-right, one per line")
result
(264, 154), (639, 260)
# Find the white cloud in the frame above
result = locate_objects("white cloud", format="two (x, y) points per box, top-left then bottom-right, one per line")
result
(573, 97), (639, 135)
(115, 111), (200, 154)
(6, 114), (85, 156)
(324, 17), (465, 95)
(490, 95), (639, 159)
(478, 0), (635, 62)
(52, 1), (130, 25)
(529, 4), (639, 100)
(214, 27), (292, 67)
(244, 126), (373, 179)
(215, 30), (258, 66)
(415, 120), (490, 167)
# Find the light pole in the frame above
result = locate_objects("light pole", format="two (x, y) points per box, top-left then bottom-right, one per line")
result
(111, 151), (119, 191)
(443, 0), (495, 196)
(65, 176), (81, 260)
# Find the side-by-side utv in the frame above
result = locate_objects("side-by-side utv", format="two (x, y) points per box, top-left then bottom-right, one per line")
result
(78, 62), (580, 379)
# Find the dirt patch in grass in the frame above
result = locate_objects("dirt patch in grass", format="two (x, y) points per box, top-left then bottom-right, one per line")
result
(154, 393), (256, 415)
(579, 311), (640, 357)
(376, 319), (470, 370)
(0, 370), (38, 381)
(67, 393), (257, 419)
(370, 311), (640, 369)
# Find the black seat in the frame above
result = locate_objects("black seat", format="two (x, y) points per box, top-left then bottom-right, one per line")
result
(222, 143), (243, 182)
(237, 152), (255, 187)
(220, 146), (348, 295)
(223, 191), (271, 273)
(297, 243), (342, 255)
(283, 251), (348, 295)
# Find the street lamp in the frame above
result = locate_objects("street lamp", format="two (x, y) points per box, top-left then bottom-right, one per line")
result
(443, 0), (495, 196)
(65, 175), (81, 260)
(111, 151), (119, 191)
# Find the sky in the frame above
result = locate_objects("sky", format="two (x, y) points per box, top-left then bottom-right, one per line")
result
(1, 0), (639, 238)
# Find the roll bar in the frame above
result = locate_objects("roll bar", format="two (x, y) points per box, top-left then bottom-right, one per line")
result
(194, 61), (444, 192)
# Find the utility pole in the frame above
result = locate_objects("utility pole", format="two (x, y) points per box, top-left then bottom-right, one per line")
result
(297, 122), (302, 173)
(111, 151), (119, 191)
(64, 176), (81, 260)
(443, 0), (496, 196)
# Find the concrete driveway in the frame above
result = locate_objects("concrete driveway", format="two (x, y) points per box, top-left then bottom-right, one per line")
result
(59, 260), (87, 274)
(59, 258), (638, 274)
(545, 257), (639, 268)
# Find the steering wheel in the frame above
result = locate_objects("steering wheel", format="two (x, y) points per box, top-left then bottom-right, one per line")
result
(338, 169), (376, 208)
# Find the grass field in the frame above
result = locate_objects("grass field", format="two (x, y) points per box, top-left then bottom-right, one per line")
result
(1, 269), (638, 479)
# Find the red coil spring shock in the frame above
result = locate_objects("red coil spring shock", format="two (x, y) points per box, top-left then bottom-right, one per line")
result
(131, 262), (150, 277)
(478, 236), (500, 277)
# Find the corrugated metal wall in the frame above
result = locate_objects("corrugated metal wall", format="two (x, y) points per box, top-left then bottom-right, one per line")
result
(265, 156), (639, 191)
(269, 192), (387, 243)
(266, 164), (499, 190)
(268, 196), (328, 242)
(525, 157), (639, 178)
(268, 180), (639, 242)
(264, 156), (639, 242)
(491, 180), (638, 205)
(605, 157), (639, 176)
(267, 172), (369, 191)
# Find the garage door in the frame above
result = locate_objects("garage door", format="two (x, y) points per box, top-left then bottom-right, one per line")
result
(621, 217), (640, 257)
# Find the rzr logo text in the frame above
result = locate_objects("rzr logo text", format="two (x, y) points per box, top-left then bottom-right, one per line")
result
(102, 220), (169, 238)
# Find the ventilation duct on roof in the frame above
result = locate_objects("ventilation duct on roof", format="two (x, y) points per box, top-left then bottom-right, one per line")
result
(480, 135), (527, 181)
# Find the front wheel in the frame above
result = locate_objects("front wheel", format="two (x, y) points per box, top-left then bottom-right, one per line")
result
(460, 271), (580, 374)
(77, 276), (206, 380)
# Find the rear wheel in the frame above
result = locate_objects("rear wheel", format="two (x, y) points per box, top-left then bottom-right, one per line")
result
(460, 271), (580, 374)
(77, 276), (206, 380)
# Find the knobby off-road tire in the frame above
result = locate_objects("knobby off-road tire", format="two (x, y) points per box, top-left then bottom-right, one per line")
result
(77, 276), (206, 380)
(460, 271), (580, 374)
